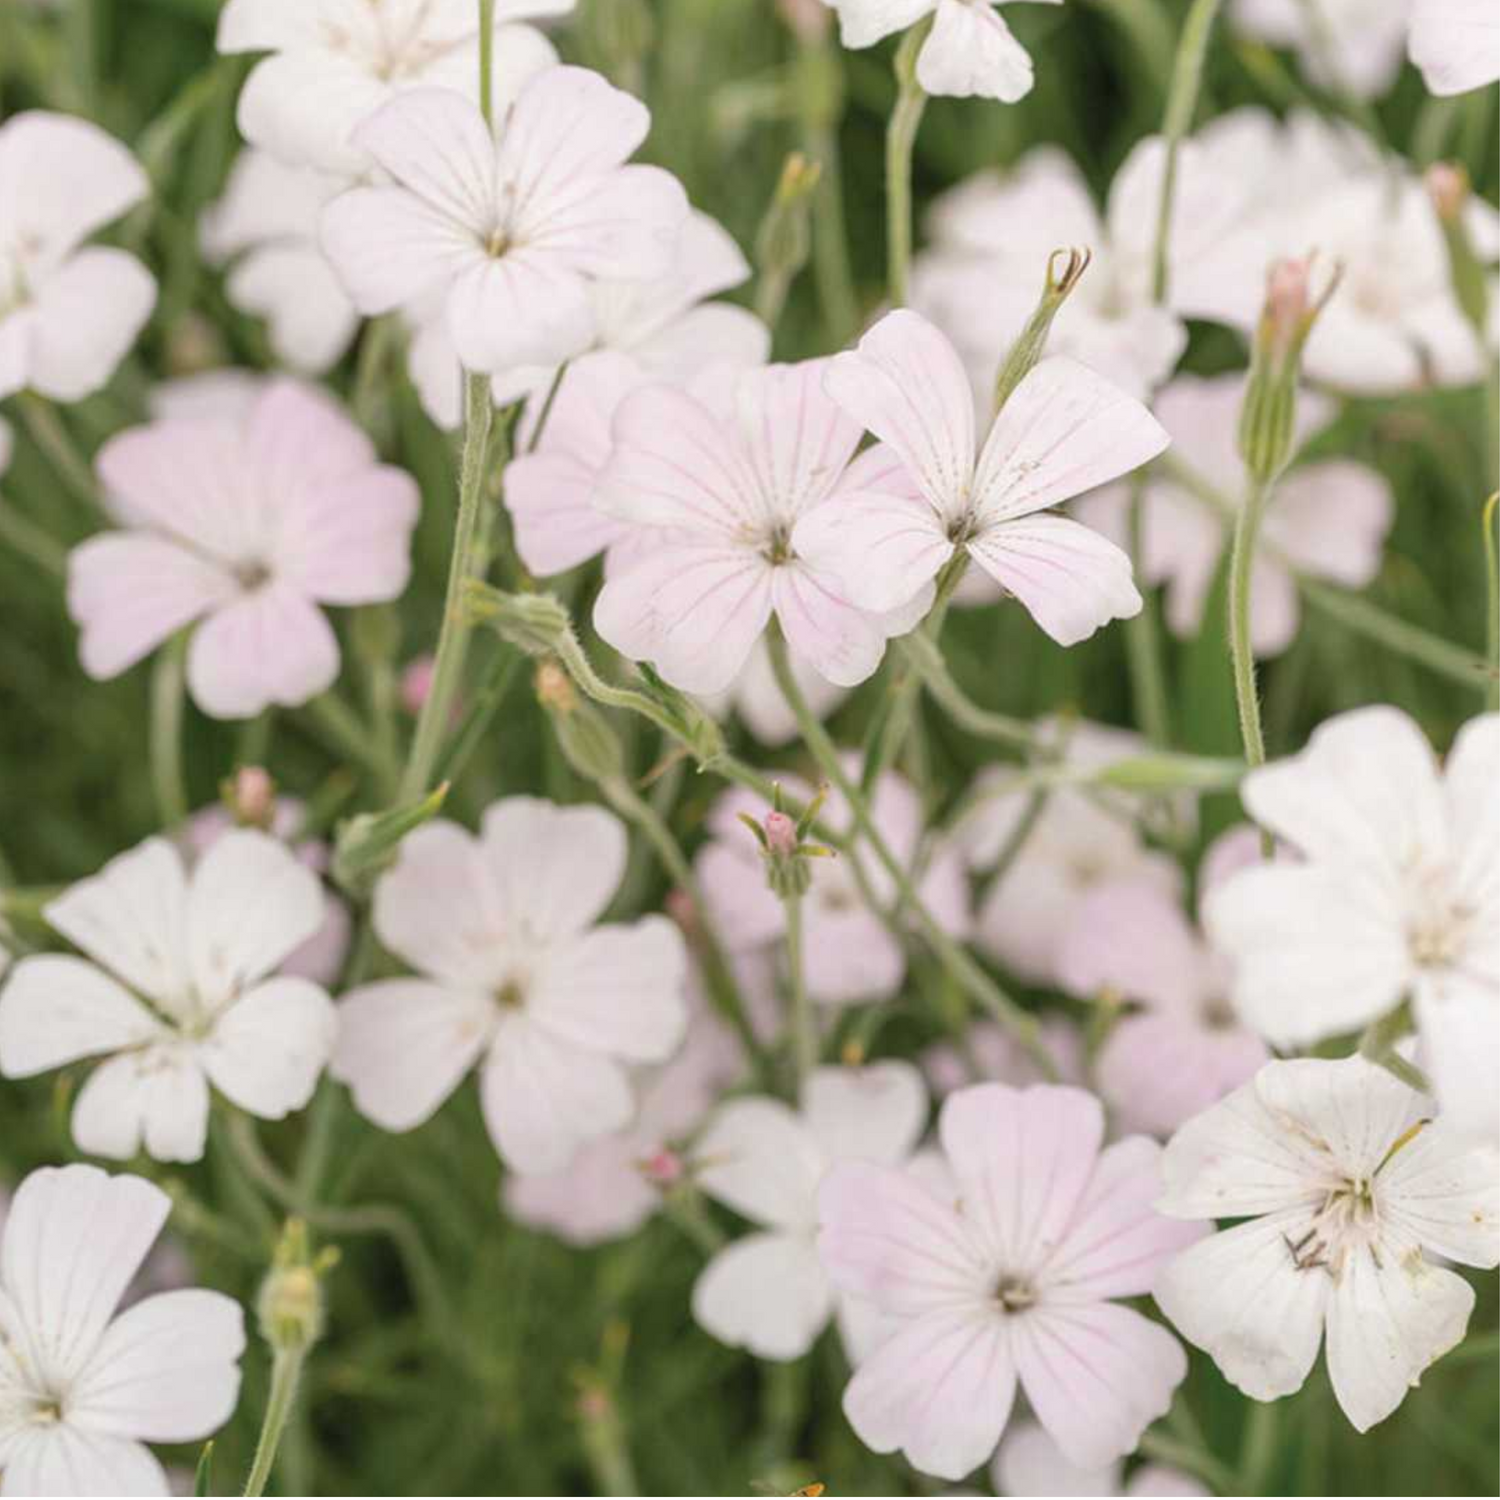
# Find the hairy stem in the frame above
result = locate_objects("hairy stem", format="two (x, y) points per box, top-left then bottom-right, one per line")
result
(1228, 475), (1271, 770)
(884, 24), (929, 307)
(242, 1346), (305, 1498)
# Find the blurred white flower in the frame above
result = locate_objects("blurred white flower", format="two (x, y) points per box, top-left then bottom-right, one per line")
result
(795, 311), (1166, 645)
(826, 0), (1061, 102)
(1074, 373), (1393, 657)
(1206, 707), (1500, 1143)
(0, 1164), (245, 1496)
(993, 1417), (1207, 1496)
(334, 798), (688, 1175)
(698, 636), (850, 748)
(0, 832), (336, 1163)
(691, 1062), (928, 1360)
(1409, 0), (1500, 95)
(1156, 1055), (1500, 1430)
(914, 146), (1187, 404)
(217, 0), (565, 174)
(321, 71), (688, 378)
(1232, 0), (1410, 101)
(201, 149), (360, 374)
(0, 112), (155, 402)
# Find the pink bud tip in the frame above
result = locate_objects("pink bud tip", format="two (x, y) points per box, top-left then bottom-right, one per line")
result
(577, 1388), (612, 1421)
(400, 655), (437, 716)
(777, 0), (831, 42)
(233, 767), (274, 826)
(1265, 256), (1312, 346)
(1425, 162), (1467, 222)
(640, 1148), (684, 1186)
(764, 810), (798, 857)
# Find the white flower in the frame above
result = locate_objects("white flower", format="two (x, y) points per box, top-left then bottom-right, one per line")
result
(993, 1417), (1207, 1497)
(1155, 1055), (1500, 1431)
(217, 0), (566, 174)
(1232, 0), (1410, 101)
(333, 798), (688, 1175)
(828, 0), (1062, 102)
(320, 69), (688, 377)
(1206, 707), (1500, 1142)
(0, 1164), (245, 1496)
(794, 311), (1168, 646)
(200, 149), (359, 374)
(691, 1062), (928, 1361)
(1409, 0), (1500, 95)
(914, 146), (1187, 404)
(0, 112), (156, 403)
(0, 832), (337, 1163)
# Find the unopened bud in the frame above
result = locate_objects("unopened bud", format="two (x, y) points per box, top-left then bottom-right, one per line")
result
(332, 783), (449, 896)
(256, 1220), (335, 1354)
(466, 582), (573, 659)
(1425, 161), (1468, 224)
(639, 1147), (684, 1186)
(1263, 256), (1312, 361)
(764, 810), (798, 857)
(534, 659), (577, 714)
(1426, 162), (1491, 340)
(399, 655), (436, 716)
(778, 0), (831, 43)
(991, 246), (1092, 415)
(754, 153), (822, 329)
(665, 887), (701, 945)
(738, 783), (833, 900)
(222, 766), (275, 830)
(164, 312), (226, 377)
(543, 688), (626, 787)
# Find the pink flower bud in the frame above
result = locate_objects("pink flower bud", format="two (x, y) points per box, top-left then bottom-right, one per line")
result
(1264, 256), (1313, 359)
(764, 810), (798, 856)
(665, 887), (701, 944)
(231, 766), (275, 829)
(640, 1147), (684, 1186)
(1425, 161), (1468, 223)
(400, 655), (436, 716)
(777, 0), (831, 43)
(576, 1387), (612, 1421)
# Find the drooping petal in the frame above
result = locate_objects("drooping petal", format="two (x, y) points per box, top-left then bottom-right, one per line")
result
(68, 1288), (245, 1443)
(918, 0), (1036, 102)
(332, 979), (495, 1132)
(185, 585), (340, 719)
(830, 0), (937, 48)
(966, 513), (1143, 646)
(694, 1096), (825, 1232)
(530, 917), (687, 1063)
(1409, 0), (1500, 96)
(1444, 712), (1500, 934)
(26, 249), (157, 403)
(42, 838), (191, 1010)
(593, 542), (775, 695)
(1013, 1301), (1187, 1470)
(478, 1014), (634, 1175)
(0, 957), (164, 1077)
(479, 797), (628, 941)
(1323, 1245), (1474, 1433)
(691, 1232), (832, 1361)
(201, 977), (336, 1120)
(842, 1306), (1018, 1483)
(0, 1164), (170, 1388)
(68, 534), (237, 682)
(823, 310), (975, 518)
(186, 829), (324, 1007)
(70, 1047), (212, 1164)
(1152, 1209), (1330, 1402)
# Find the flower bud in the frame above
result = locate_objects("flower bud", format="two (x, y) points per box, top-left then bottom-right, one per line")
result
(778, 0), (831, 43)
(399, 654), (437, 716)
(755, 152), (823, 326)
(465, 582), (573, 659)
(256, 1220), (335, 1354)
(539, 668), (627, 788)
(738, 784), (833, 900)
(1425, 161), (1468, 224)
(639, 1147), (684, 1187)
(1426, 162), (1490, 339)
(221, 766), (275, 830)
(332, 782), (449, 896)
(991, 247), (1092, 416)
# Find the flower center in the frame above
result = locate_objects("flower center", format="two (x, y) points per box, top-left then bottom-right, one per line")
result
(760, 522), (794, 567)
(1404, 865), (1473, 970)
(994, 1275), (1035, 1313)
(234, 558), (272, 591)
(1200, 993), (1237, 1031)
(1283, 1178), (1384, 1282)
(485, 228), (512, 259)
(496, 977), (526, 1010)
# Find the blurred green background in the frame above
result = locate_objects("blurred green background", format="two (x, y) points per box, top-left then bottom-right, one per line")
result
(0, 0), (1495, 1493)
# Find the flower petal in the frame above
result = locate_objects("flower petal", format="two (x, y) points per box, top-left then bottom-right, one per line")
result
(0, 1426), (167, 1497)
(27, 248), (156, 403)
(918, 0), (1036, 102)
(790, 490), (951, 615)
(691, 1231), (832, 1361)
(695, 1096), (824, 1232)
(71, 1046), (211, 1164)
(771, 563), (888, 688)
(202, 977), (336, 1119)
(0, 956), (163, 1077)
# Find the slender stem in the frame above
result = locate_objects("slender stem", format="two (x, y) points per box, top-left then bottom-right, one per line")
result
(1150, 0), (1224, 303)
(766, 627), (1055, 1077)
(351, 316), (397, 435)
(578, 1390), (638, 1498)
(1228, 475), (1271, 770)
(20, 395), (96, 506)
(527, 362), (568, 455)
(884, 24), (929, 307)
(432, 646), (520, 785)
(151, 633), (189, 829)
(0, 500), (68, 577)
(781, 889), (815, 1087)
(242, 1347), (305, 1498)
(1138, 1431), (1239, 1496)
(1123, 473), (1173, 748)
(896, 630), (1039, 752)
(305, 693), (395, 781)
(1485, 492), (1499, 713)
(478, 0), (495, 125)
(1236, 1400), (1279, 1494)
(401, 373), (495, 799)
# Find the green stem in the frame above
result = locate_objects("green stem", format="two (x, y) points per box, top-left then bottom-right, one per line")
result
(478, 0), (495, 125)
(1138, 1431), (1239, 1496)
(1484, 492), (1499, 713)
(432, 646), (520, 785)
(0, 500), (68, 577)
(1123, 474), (1173, 748)
(242, 1347), (305, 1498)
(1150, 0), (1224, 304)
(1237, 1400), (1279, 1494)
(806, 118), (859, 346)
(578, 1390), (638, 1497)
(782, 889), (815, 1088)
(20, 395), (96, 506)
(1228, 475), (1271, 769)
(151, 634), (190, 829)
(305, 693), (395, 781)
(401, 373), (496, 799)
(884, 23), (929, 307)
(895, 630), (1038, 752)
(766, 627), (1055, 1077)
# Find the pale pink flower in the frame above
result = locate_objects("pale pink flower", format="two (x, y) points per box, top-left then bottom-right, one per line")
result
(0, 112), (156, 402)
(914, 147), (1187, 404)
(593, 359), (924, 695)
(795, 311), (1168, 645)
(182, 797), (352, 989)
(993, 1418), (1207, 1497)
(1410, 0), (1500, 94)
(1057, 868), (1269, 1138)
(149, 369), (265, 423)
(217, 0), (565, 174)
(1075, 374), (1392, 657)
(692, 1062), (928, 1361)
(697, 767), (970, 1006)
(503, 973), (745, 1245)
(0, 1164), (245, 1496)
(320, 70), (688, 377)
(1233, 0), (1410, 100)
(826, 0), (1062, 102)
(818, 1082), (1203, 1480)
(67, 378), (419, 719)
(922, 1015), (1086, 1097)
(200, 149), (359, 374)
(961, 720), (1185, 987)
(1205, 707), (1500, 1143)
(333, 798), (688, 1175)
(1155, 1055), (1500, 1431)
(0, 832), (336, 1163)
